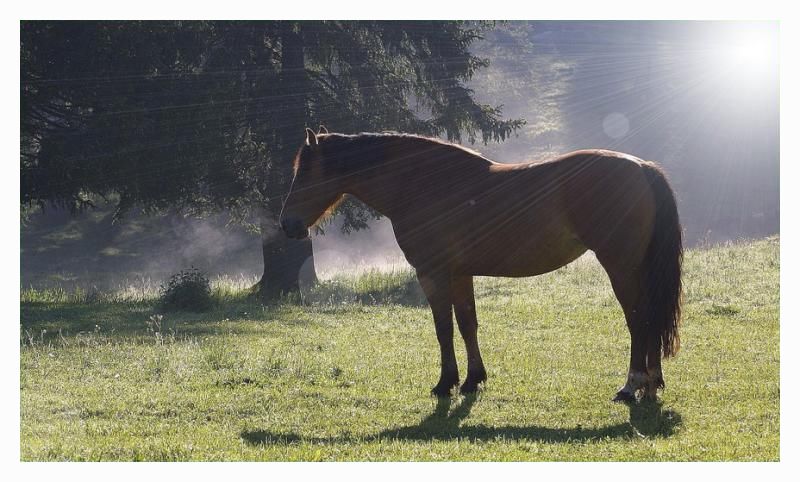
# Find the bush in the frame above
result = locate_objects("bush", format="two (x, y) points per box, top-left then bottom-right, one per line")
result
(159, 268), (214, 312)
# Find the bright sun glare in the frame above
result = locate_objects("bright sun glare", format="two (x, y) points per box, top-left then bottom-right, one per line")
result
(724, 32), (772, 66)
(713, 24), (778, 89)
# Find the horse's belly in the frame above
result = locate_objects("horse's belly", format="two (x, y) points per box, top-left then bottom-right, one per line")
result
(391, 183), (587, 276)
(456, 215), (587, 277)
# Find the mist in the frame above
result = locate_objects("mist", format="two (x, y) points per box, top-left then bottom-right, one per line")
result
(312, 217), (409, 278)
(21, 204), (410, 291)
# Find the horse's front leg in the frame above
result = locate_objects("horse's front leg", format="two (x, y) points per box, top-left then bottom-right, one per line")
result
(452, 275), (487, 393)
(418, 271), (459, 397)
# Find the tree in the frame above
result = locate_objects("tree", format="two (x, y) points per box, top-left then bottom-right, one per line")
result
(21, 21), (524, 300)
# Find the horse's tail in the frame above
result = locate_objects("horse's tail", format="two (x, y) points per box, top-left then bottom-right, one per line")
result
(640, 162), (683, 358)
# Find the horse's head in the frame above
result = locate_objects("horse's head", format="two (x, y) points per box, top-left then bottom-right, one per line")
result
(280, 126), (343, 239)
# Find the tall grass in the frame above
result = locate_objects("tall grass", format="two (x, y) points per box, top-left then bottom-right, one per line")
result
(21, 273), (263, 305)
(20, 269), (423, 307)
(302, 268), (424, 305)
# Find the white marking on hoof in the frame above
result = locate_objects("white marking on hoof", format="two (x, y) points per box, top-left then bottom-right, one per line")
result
(620, 370), (649, 396)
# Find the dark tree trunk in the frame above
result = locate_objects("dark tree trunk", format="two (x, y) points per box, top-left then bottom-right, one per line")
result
(254, 23), (317, 302)
(254, 218), (317, 301)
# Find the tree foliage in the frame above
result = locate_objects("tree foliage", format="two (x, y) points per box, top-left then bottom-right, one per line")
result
(21, 21), (524, 225)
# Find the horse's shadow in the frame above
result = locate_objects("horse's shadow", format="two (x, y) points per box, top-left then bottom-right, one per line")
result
(240, 395), (682, 446)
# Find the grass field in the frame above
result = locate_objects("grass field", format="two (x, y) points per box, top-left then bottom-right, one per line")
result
(19, 237), (779, 461)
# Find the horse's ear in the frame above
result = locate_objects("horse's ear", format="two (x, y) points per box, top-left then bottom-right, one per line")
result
(318, 125), (329, 135)
(305, 127), (318, 147)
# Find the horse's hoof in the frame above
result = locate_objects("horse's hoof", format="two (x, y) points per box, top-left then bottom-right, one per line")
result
(612, 390), (637, 403)
(460, 375), (486, 394)
(459, 368), (487, 393)
(431, 385), (454, 398)
(431, 380), (458, 398)
(459, 381), (481, 394)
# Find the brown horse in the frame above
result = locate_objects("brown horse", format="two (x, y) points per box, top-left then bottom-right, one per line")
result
(280, 128), (682, 402)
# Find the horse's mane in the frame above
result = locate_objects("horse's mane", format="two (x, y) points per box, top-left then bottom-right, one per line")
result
(292, 131), (493, 178)
(317, 132), (492, 170)
(346, 132), (488, 158)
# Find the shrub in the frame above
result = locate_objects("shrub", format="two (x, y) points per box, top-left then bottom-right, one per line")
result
(159, 268), (214, 312)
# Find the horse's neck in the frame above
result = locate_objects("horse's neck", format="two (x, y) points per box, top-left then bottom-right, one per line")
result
(342, 137), (429, 219)
(343, 136), (483, 221)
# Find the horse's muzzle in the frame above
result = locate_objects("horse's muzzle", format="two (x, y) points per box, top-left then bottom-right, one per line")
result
(281, 217), (310, 239)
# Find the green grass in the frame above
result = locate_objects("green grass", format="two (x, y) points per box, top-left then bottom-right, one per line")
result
(19, 237), (779, 461)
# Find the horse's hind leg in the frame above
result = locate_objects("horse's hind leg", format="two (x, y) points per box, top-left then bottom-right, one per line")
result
(600, 261), (650, 402)
(451, 275), (487, 393)
(418, 271), (459, 397)
(600, 253), (666, 401)
(645, 334), (665, 400)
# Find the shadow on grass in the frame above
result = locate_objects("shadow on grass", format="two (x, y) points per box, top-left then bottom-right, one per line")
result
(240, 394), (682, 447)
(19, 297), (270, 340)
